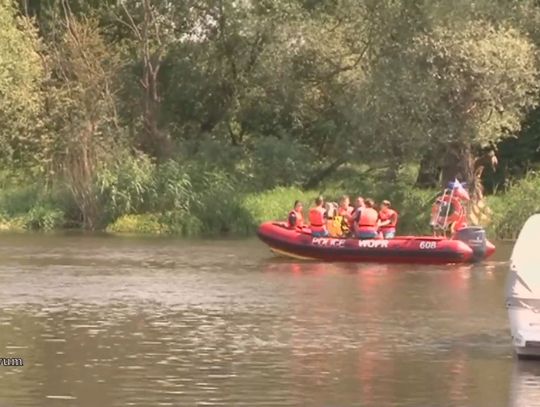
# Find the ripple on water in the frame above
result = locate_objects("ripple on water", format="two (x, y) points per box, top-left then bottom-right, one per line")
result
(0, 236), (518, 407)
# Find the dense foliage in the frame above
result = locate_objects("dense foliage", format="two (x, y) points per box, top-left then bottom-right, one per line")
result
(1, 0), (540, 238)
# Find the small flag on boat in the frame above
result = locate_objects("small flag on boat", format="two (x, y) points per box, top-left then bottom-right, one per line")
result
(447, 179), (470, 201)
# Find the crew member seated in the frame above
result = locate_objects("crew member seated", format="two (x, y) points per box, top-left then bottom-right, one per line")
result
(337, 195), (353, 228)
(325, 202), (339, 236)
(287, 200), (304, 229)
(309, 196), (329, 237)
(351, 196), (365, 225)
(378, 200), (398, 239)
(326, 202), (349, 238)
(356, 198), (378, 239)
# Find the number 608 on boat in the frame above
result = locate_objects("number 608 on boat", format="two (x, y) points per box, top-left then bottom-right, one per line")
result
(419, 241), (437, 250)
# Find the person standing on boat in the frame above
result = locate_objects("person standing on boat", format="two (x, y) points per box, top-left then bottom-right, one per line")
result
(309, 196), (329, 237)
(288, 200), (304, 229)
(378, 200), (398, 239)
(356, 198), (378, 239)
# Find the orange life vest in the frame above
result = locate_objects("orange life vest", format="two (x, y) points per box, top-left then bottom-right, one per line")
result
(453, 216), (467, 232)
(358, 207), (378, 232)
(431, 195), (464, 230)
(288, 210), (304, 229)
(309, 207), (326, 233)
(379, 208), (398, 231)
(338, 206), (353, 217)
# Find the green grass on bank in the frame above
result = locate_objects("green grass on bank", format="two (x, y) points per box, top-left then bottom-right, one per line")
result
(0, 172), (538, 240)
(486, 172), (540, 239)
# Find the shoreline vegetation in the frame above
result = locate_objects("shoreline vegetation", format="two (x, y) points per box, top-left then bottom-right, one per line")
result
(1, 1), (540, 241)
(0, 168), (538, 240)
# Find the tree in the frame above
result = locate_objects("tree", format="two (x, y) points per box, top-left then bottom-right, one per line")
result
(0, 0), (44, 170)
(384, 21), (538, 197)
(113, 0), (183, 159)
(43, 13), (121, 229)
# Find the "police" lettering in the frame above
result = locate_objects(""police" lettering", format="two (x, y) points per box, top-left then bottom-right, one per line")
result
(312, 238), (346, 248)
(357, 240), (389, 249)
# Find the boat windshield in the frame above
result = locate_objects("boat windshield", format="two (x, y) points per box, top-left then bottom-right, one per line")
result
(509, 214), (540, 297)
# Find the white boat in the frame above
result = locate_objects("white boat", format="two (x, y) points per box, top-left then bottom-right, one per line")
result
(506, 214), (540, 358)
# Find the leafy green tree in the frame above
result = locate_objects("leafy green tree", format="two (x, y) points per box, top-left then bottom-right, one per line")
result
(0, 0), (44, 169)
(43, 14), (122, 229)
(379, 21), (538, 195)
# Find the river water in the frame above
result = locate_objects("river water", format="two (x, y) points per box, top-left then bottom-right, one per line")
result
(0, 233), (535, 406)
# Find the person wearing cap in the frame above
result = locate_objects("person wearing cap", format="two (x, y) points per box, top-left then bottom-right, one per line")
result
(378, 200), (398, 239)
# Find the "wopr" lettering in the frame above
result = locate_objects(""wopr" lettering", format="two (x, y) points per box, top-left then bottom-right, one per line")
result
(358, 240), (389, 249)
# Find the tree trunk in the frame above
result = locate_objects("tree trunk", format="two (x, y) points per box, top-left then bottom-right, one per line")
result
(440, 143), (498, 226)
(415, 152), (441, 188)
(65, 122), (100, 230)
(440, 142), (475, 188)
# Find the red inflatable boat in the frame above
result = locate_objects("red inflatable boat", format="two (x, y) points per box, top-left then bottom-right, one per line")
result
(257, 222), (495, 264)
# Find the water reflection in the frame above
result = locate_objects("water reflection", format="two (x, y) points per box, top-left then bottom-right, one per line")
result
(510, 360), (540, 407)
(0, 235), (516, 406)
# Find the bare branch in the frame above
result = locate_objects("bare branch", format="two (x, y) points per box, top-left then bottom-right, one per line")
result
(120, 2), (143, 41)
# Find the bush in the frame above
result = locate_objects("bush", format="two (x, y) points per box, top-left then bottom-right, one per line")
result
(242, 187), (319, 225)
(0, 212), (25, 231)
(107, 213), (163, 234)
(487, 172), (540, 239)
(23, 205), (65, 230)
(158, 210), (203, 236)
(195, 198), (254, 235)
(189, 170), (254, 235)
(249, 137), (315, 190)
(0, 182), (71, 230)
(0, 185), (40, 216)
(148, 160), (194, 213)
(96, 152), (155, 222)
(107, 211), (204, 236)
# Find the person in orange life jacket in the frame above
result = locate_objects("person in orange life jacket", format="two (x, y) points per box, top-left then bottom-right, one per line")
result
(378, 200), (398, 239)
(448, 201), (467, 234)
(430, 194), (466, 236)
(451, 214), (467, 234)
(309, 196), (329, 237)
(356, 198), (379, 239)
(287, 200), (304, 229)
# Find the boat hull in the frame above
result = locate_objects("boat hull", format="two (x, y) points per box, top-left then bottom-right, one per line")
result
(508, 304), (540, 358)
(257, 222), (495, 264)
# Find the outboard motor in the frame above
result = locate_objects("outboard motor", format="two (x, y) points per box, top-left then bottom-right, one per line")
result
(454, 226), (487, 262)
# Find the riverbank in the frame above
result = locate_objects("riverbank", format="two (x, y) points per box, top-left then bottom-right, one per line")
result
(0, 171), (538, 240)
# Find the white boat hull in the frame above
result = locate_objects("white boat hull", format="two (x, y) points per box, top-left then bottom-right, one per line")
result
(508, 305), (540, 358)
